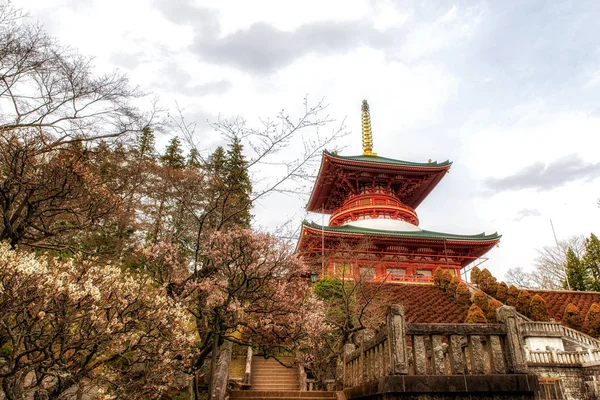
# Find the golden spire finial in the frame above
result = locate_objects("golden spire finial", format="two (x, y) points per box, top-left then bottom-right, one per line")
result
(361, 100), (377, 156)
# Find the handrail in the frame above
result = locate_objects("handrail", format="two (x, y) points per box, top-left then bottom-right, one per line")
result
(560, 325), (600, 349)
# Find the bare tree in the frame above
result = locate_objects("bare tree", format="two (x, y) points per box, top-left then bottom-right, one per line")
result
(504, 266), (536, 289)
(531, 235), (586, 289)
(0, 1), (156, 250)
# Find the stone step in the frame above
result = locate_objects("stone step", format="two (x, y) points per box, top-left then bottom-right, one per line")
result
(230, 391), (335, 399)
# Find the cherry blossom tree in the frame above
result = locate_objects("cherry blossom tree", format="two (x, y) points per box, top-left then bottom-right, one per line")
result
(0, 243), (196, 399)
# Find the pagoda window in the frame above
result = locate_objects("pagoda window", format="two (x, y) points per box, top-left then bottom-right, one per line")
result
(416, 269), (432, 276)
(360, 199), (370, 205)
(334, 262), (352, 277)
(386, 268), (406, 281)
(359, 266), (376, 281)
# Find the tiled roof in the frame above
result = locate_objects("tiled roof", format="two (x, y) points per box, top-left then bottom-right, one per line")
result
(361, 283), (469, 327)
(303, 221), (501, 242)
(529, 289), (600, 322)
(330, 152), (452, 168)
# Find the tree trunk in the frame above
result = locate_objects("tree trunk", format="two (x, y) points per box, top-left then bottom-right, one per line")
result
(207, 329), (219, 399)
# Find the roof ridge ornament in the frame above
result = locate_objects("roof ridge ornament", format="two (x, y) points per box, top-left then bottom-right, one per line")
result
(361, 100), (377, 156)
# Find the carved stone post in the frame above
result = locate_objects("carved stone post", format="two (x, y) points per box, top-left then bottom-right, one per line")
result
(387, 304), (409, 375)
(496, 306), (528, 373)
(343, 343), (356, 388)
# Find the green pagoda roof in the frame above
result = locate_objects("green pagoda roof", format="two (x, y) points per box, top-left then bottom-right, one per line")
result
(330, 152), (452, 168)
(302, 221), (501, 242)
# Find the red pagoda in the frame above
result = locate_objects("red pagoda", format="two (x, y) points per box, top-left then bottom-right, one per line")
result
(297, 100), (500, 283)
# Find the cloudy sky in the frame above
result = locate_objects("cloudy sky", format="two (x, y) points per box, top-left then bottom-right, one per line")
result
(15, 0), (600, 279)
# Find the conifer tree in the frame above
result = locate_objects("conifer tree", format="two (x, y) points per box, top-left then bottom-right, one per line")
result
(472, 289), (489, 314)
(506, 285), (519, 306)
(564, 247), (586, 291)
(465, 304), (487, 324)
(486, 276), (499, 296)
(448, 276), (460, 297)
(562, 303), (583, 331)
(529, 294), (549, 321)
(470, 266), (481, 286)
(586, 303), (600, 337)
(479, 268), (492, 292)
(161, 137), (185, 169)
(487, 299), (502, 323)
(496, 281), (509, 303)
(516, 290), (532, 315)
(137, 126), (156, 159)
(455, 282), (471, 306)
(224, 137), (252, 228)
(583, 234), (600, 291)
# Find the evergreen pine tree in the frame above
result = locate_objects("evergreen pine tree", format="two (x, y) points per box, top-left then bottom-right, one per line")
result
(564, 247), (586, 291)
(187, 148), (201, 168)
(137, 126), (155, 159)
(470, 266), (481, 286)
(465, 304), (487, 324)
(516, 290), (532, 315)
(583, 234), (600, 291)
(506, 285), (519, 306)
(161, 137), (185, 169)
(224, 137), (252, 228)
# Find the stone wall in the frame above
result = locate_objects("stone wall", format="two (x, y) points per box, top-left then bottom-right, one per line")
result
(529, 365), (586, 400)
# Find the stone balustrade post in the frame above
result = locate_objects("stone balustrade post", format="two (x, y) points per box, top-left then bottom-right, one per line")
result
(496, 306), (528, 373)
(343, 343), (356, 387)
(387, 304), (409, 375)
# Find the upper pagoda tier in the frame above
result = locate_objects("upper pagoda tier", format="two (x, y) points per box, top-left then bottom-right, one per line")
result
(306, 151), (451, 214)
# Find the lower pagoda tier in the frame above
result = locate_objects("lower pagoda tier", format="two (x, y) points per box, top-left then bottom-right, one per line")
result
(297, 221), (501, 283)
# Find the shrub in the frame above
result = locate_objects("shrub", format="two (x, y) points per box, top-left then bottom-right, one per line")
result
(586, 303), (600, 337)
(478, 268), (492, 292)
(487, 299), (502, 323)
(506, 285), (519, 306)
(465, 304), (487, 324)
(486, 277), (499, 296)
(448, 276), (460, 297)
(516, 290), (532, 315)
(496, 282), (508, 303)
(440, 270), (453, 291)
(470, 266), (481, 286)
(529, 294), (549, 321)
(562, 303), (583, 331)
(455, 282), (471, 306)
(472, 289), (489, 314)
(433, 267), (444, 288)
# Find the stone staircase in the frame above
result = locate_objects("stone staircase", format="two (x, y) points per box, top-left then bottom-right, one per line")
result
(230, 357), (335, 400)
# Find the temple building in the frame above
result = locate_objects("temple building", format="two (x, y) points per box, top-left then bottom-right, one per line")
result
(297, 100), (500, 283)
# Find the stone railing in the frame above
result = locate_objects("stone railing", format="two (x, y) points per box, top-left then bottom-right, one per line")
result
(343, 305), (528, 388)
(521, 321), (562, 337)
(521, 321), (600, 349)
(527, 348), (600, 366)
(561, 325), (600, 349)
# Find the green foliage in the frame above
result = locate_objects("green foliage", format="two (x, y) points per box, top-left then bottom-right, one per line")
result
(224, 137), (252, 228)
(465, 304), (487, 324)
(586, 303), (600, 337)
(313, 276), (346, 301)
(440, 270), (453, 291)
(564, 247), (587, 291)
(529, 294), (549, 321)
(470, 266), (481, 285)
(583, 234), (600, 291)
(455, 282), (471, 306)
(0, 342), (12, 356)
(562, 303), (583, 331)
(506, 285), (519, 306)
(496, 281), (508, 303)
(516, 290), (532, 315)
(137, 126), (155, 159)
(161, 137), (185, 169)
